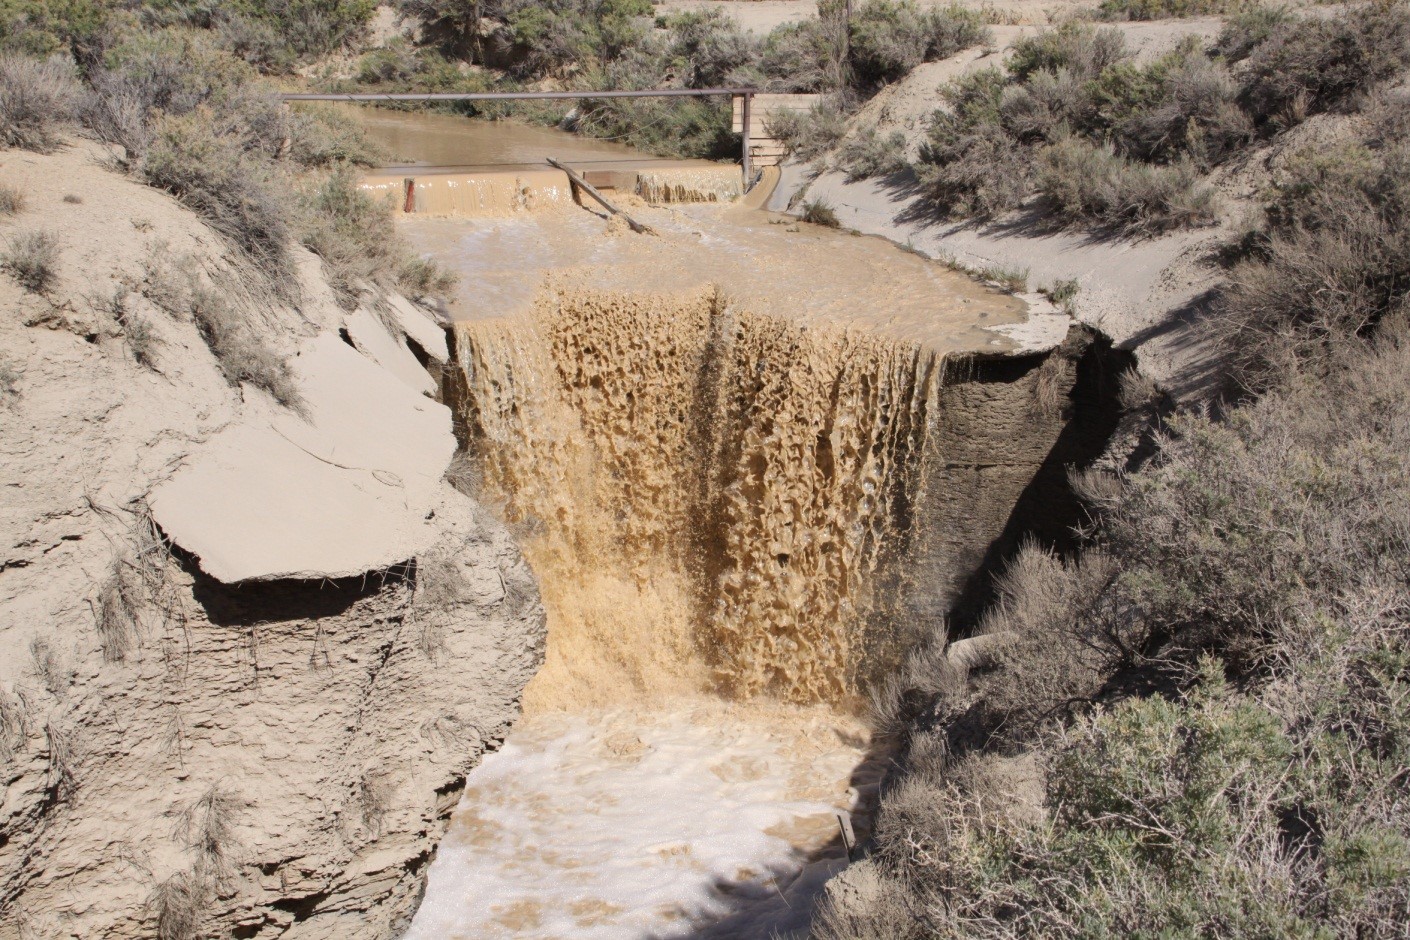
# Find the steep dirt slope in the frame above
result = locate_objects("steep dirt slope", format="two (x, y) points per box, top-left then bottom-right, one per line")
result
(0, 142), (544, 938)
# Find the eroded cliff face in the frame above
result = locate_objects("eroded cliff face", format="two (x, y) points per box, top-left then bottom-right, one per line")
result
(446, 280), (1106, 712)
(0, 143), (544, 939)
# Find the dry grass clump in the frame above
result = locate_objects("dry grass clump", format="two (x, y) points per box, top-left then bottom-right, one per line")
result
(96, 554), (143, 662)
(0, 182), (23, 214)
(29, 635), (73, 698)
(0, 358), (19, 403)
(1, 229), (59, 293)
(801, 197), (842, 228)
(176, 784), (243, 883)
(0, 54), (80, 151)
(189, 286), (303, 412)
(0, 688), (29, 765)
(150, 870), (208, 940)
(976, 263), (1028, 293)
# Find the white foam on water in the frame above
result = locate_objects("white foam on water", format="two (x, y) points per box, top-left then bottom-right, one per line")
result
(406, 701), (870, 939)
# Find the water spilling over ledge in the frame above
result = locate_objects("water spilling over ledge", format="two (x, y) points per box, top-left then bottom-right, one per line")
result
(400, 190), (1104, 935)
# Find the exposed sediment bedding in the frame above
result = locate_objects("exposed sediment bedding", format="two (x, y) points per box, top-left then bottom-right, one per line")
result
(0, 142), (543, 938)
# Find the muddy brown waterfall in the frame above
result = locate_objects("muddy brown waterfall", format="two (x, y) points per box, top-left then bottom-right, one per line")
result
(447, 280), (1100, 711)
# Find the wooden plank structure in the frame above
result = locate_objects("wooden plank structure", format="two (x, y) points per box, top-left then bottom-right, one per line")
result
(732, 94), (823, 168)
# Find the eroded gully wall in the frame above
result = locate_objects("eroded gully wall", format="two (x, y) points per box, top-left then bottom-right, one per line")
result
(444, 283), (1107, 709)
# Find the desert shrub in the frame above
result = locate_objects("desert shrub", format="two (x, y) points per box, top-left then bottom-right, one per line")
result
(801, 197), (841, 227)
(145, 0), (375, 67)
(766, 99), (848, 160)
(1007, 21), (1128, 82)
(760, 16), (845, 92)
(847, 0), (990, 88)
(0, 54), (81, 151)
(189, 285), (303, 410)
(296, 167), (397, 306)
(1240, 1), (1410, 128)
(919, 119), (1031, 218)
(1218, 127), (1410, 387)
(0, 182), (22, 214)
(997, 66), (1093, 143)
(1090, 39), (1251, 164)
(1099, 0), (1246, 20)
(918, 69), (1032, 216)
(1, 229), (59, 293)
(1213, 3), (1292, 61)
(839, 125), (908, 179)
(82, 29), (259, 161)
(141, 109), (291, 284)
(663, 9), (761, 88)
(0, 0), (113, 62)
(399, 254), (456, 298)
(1037, 134), (1217, 234)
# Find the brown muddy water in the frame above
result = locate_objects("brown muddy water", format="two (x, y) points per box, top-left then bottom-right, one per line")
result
(343, 107), (1039, 938)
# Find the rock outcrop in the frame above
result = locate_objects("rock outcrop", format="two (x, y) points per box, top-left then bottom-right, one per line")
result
(0, 142), (544, 937)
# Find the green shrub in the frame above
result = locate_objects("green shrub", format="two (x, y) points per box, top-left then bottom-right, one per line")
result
(0, 54), (80, 152)
(1007, 21), (1128, 82)
(839, 125), (908, 180)
(1037, 134), (1217, 234)
(0, 0), (113, 62)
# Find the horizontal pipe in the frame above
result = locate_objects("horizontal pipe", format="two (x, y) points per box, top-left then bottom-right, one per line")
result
(280, 88), (756, 102)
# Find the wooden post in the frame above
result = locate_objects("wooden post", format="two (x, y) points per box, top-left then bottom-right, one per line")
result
(741, 92), (753, 190)
(403, 178), (415, 214)
(546, 158), (656, 235)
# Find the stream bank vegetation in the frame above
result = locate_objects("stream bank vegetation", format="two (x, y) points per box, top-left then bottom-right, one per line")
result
(329, 0), (991, 159)
(818, 19), (1410, 936)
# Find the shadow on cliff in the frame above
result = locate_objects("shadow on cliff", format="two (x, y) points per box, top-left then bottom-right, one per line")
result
(945, 328), (1134, 629)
